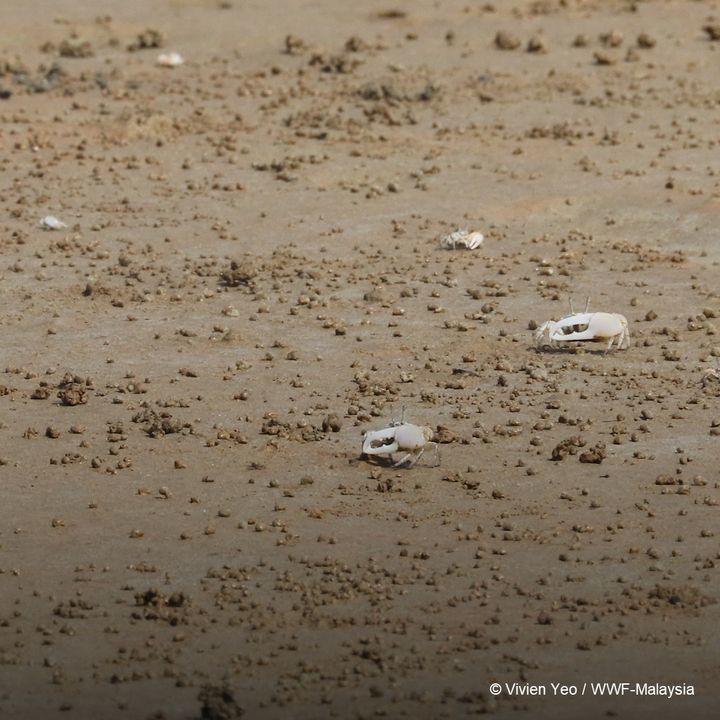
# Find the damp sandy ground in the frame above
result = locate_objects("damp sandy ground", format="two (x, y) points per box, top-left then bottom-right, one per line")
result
(1, 1), (719, 718)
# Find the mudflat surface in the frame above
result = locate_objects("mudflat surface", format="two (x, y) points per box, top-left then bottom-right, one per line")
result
(1, 1), (719, 718)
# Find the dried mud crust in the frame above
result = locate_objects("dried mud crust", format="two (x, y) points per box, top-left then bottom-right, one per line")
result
(1, 1), (720, 720)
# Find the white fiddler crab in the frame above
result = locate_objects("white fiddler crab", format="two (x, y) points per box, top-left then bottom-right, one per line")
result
(157, 52), (184, 67)
(702, 360), (720, 387)
(361, 411), (439, 468)
(39, 215), (67, 231)
(535, 298), (630, 353)
(440, 228), (484, 250)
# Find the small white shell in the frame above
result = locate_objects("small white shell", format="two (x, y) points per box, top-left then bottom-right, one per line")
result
(156, 52), (184, 68)
(440, 229), (484, 250)
(40, 216), (67, 231)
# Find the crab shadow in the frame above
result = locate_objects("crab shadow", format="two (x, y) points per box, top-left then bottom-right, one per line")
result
(534, 345), (622, 356)
(358, 451), (440, 468)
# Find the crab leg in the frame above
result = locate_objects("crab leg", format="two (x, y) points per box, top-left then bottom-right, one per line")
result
(393, 451), (416, 467)
(394, 447), (425, 468)
(621, 327), (630, 348)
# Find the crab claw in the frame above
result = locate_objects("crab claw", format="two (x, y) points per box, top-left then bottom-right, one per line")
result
(362, 427), (399, 456)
